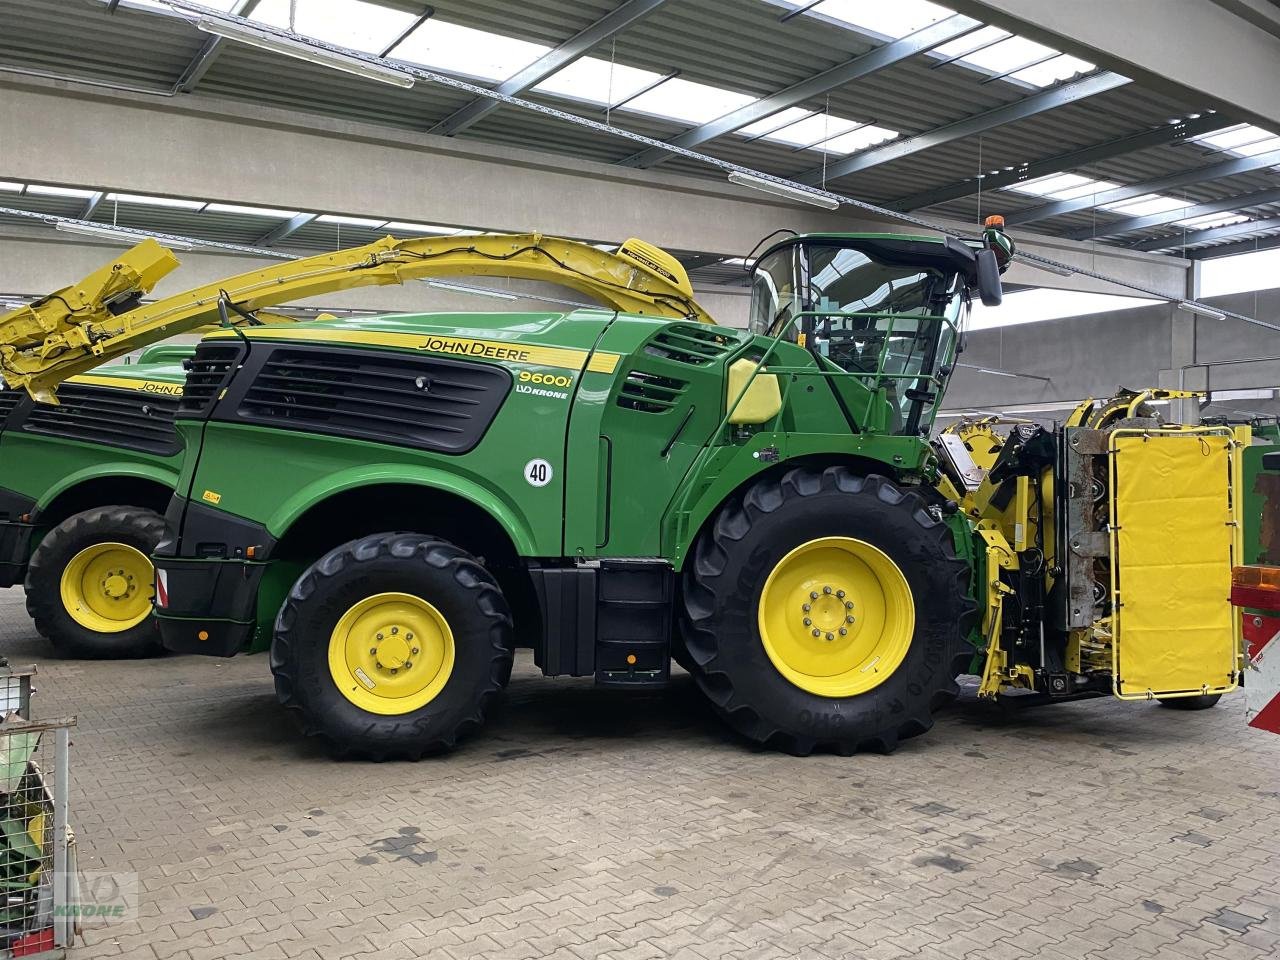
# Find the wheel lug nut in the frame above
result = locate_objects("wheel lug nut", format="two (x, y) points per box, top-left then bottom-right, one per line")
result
(391, 626), (398, 634)
(825, 633), (834, 641)
(802, 603), (811, 612)
(803, 618), (812, 626)
(390, 668), (398, 675)
(836, 590), (845, 599)
(406, 633), (413, 640)
(823, 586), (832, 595)
(370, 648), (377, 655)
(810, 591), (819, 600)
(376, 633), (384, 640)
(811, 628), (821, 637)
(847, 616), (856, 624)
(845, 601), (853, 609)
(404, 661), (412, 669)
(412, 647), (419, 655)
(838, 628), (847, 636)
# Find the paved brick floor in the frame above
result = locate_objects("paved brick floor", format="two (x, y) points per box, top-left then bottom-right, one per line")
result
(1, 587), (1278, 960)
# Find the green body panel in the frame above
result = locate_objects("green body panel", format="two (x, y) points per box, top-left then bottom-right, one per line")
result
(1244, 442), (1280, 566)
(0, 359), (188, 508)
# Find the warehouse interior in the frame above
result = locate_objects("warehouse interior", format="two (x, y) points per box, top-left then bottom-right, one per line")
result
(0, 1), (1278, 958)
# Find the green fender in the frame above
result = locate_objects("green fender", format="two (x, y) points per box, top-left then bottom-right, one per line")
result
(37, 462), (180, 513)
(265, 464), (538, 556)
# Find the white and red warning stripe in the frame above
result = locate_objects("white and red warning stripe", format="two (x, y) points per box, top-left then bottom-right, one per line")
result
(154, 568), (169, 609)
(1242, 611), (1280, 736)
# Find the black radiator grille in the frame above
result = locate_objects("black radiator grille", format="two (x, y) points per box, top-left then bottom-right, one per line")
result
(0, 390), (23, 428)
(236, 347), (511, 453)
(22, 385), (181, 455)
(645, 324), (737, 366)
(616, 371), (689, 413)
(178, 343), (243, 417)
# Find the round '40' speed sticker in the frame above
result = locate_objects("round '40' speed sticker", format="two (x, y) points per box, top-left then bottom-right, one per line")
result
(524, 458), (553, 488)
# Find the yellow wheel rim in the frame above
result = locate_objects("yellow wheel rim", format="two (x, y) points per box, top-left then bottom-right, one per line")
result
(327, 592), (455, 716)
(59, 542), (154, 633)
(758, 536), (915, 698)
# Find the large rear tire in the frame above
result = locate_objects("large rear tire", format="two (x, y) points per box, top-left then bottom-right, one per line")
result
(271, 533), (513, 759)
(681, 467), (975, 755)
(25, 506), (165, 659)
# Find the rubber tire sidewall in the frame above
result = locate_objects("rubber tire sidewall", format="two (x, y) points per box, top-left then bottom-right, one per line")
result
(271, 533), (513, 759)
(683, 469), (973, 754)
(25, 505), (165, 659)
(1157, 693), (1222, 710)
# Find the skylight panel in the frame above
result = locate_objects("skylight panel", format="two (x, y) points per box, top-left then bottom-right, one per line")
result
(0, 182), (23, 192)
(809, 0), (954, 39)
(1174, 212), (1249, 230)
(1007, 173), (1118, 201)
(129, 0), (241, 11)
(932, 25), (1008, 59)
(760, 113), (861, 149)
(621, 78), (755, 125)
(25, 185), (96, 198)
(1195, 124), (1274, 152)
(105, 192), (205, 210)
(391, 20), (549, 83)
(204, 202), (299, 218)
(317, 214), (386, 227)
(737, 107), (814, 139)
(1100, 194), (1188, 217)
(961, 35), (1056, 74)
(1009, 54), (1094, 87)
(533, 56), (665, 108)
(251, 0), (421, 55)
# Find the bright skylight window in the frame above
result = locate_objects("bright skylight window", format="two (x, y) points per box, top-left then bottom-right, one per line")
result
(809, 0), (954, 39)
(251, 0), (421, 55)
(383, 221), (459, 235)
(25, 184), (96, 198)
(128, 0), (241, 12)
(317, 214), (386, 227)
(1099, 194), (1188, 217)
(1174, 213), (1249, 231)
(1007, 173), (1119, 202)
(621, 78), (755, 125)
(737, 107), (814, 139)
(105, 192), (205, 210)
(933, 25), (1008, 58)
(204, 202), (299, 218)
(391, 20), (549, 83)
(1194, 124), (1280, 155)
(533, 56), (665, 107)
(0, 182), (22, 192)
(961, 35), (1057, 74)
(1008, 54), (1094, 86)
(761, 114), (861, 149)
(1201, 246), (1280, 297)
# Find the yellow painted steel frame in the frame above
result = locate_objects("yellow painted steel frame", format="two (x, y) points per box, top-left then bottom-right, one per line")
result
(974, 524), (1036, 698)
(0, 233), (714, 401)
(1107, 425), (1248, 700)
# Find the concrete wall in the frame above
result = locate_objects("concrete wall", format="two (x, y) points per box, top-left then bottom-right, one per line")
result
(945, 286), (1280, 421)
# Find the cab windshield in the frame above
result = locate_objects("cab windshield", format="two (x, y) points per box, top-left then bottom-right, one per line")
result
(748, 239), (967, 434)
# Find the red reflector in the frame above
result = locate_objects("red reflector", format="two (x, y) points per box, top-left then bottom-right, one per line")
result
(1231, 565), (1280, 611)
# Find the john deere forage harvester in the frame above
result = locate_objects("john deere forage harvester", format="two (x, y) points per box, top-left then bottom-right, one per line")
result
(0, 225), (1250, 757)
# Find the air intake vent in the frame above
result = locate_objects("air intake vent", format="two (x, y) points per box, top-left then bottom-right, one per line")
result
(179, 342), (243, 417)
(617, 371), (689, 413)
(645, 324), (736, 366)
(23, 385), (181, 455)
(236, 346), (511, 454)
(0, 390), (23, 428)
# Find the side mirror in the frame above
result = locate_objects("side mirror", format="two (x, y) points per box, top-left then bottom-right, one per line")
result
(975, 248), (1003, 307)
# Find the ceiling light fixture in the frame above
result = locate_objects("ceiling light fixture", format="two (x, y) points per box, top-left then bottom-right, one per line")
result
(1178, 301), (1226, 321)
(727, 172), (840, 210)
(195, 16), (416, 88)
(54, 220), (194, 250)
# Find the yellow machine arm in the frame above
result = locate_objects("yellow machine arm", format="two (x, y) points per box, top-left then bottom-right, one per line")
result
(0, 233), (713, 401)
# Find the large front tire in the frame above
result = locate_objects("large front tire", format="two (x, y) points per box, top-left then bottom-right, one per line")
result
(25, 506), (165, 659)
(271, 533), (513, 760)
(682, 468), (975, 755)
